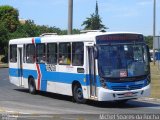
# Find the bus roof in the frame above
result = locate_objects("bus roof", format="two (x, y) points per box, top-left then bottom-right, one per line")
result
(9, 32), (143, 45)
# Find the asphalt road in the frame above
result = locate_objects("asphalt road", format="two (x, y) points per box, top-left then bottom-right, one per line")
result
(0, 68), (160, 120)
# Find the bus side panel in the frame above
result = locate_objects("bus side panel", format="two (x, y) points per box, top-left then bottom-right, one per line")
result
(44, 65), (89, 98)
(46, 74), (89, 98)
(47, 81), (72, 96)
(9, 44), (20, 86)
(9, 63), (20, 86)
(22, 63), (37, 89)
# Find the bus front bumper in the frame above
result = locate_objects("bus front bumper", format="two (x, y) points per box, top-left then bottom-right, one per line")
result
(97, 84), (150, 101)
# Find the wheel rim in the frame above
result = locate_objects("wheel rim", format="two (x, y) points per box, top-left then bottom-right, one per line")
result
(77, 88), (83, 100)
(30, 84), (33, 92)
(29, 81), (34, 92)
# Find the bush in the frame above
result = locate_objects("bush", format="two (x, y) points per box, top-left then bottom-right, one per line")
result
(1, 55), (8, 63)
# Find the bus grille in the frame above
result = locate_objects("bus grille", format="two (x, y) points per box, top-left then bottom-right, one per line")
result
(111, 84), (143, 91)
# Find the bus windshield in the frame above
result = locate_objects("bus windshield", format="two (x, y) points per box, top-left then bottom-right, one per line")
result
(98, 44), (149, 78)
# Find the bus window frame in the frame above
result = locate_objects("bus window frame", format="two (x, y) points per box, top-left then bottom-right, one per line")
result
(26, 44), (36, 64)
(72, 42), (84, 66)
(46, 43), (58, 65)
(58, 42), (71, 65)
(9, 44), (17, 63)
(36, 43), (46, 64)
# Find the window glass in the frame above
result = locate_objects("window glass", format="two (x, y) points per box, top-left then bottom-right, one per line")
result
(26, 44), (35, 63)
(59, 42), (71, 65)
(47, 43), (57, 64)
(72, 42), (84, 66)
(98, 44), (149, 78)
(36, 44), (46, 63)
(10, 45), (17, 63)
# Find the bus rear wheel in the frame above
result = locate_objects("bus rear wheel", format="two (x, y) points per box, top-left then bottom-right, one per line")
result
(73, 84), (86, 104)
(28, 77), (36, 94)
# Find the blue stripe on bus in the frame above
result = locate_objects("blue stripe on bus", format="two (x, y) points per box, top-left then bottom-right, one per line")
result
(39, 64), (46, 91)
(9, 68), (148, 91)
(9, 68), (21, 77)
(9, 68), (38, 79)
(35, 37), (41, 43)
(9, 67), (92, 87)
(23, 69), (38, 79)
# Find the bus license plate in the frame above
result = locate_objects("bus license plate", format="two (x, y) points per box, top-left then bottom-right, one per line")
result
(124, 92), (133, 97)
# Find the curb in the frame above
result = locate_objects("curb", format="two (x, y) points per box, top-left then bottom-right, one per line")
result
(0, 64), (8, 68)
(0, 107), (6, 113)
(138, 97), (160, 103)
(0, 107), (28, 114)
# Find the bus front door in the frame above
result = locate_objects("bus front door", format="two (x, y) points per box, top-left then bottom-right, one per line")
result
(18, 47), (24, 86)
(88, 47), (97, 98)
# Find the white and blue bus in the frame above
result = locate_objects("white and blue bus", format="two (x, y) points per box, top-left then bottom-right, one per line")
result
(9, 31), (151, 103)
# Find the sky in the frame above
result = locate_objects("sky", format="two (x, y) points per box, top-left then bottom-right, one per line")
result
(0, 0), (160, 36)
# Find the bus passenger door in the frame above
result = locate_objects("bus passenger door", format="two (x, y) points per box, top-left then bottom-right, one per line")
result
(18, 47), (24, 86)
(88, 46), (97, 98)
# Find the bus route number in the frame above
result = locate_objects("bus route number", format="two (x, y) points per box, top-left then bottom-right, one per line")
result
(46, 64), (56, 72)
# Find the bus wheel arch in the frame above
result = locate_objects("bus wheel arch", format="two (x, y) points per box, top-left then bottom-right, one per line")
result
(72, 81), (86, 104)
(28, 76), (36, 94)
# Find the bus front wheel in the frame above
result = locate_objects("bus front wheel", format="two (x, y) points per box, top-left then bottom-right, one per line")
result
(73, 84), (86, 104)
(28, 77), (36, 94)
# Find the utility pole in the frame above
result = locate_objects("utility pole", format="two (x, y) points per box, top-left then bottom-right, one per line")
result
(68, 0), (73, 35)
(153, 0), (156, 65)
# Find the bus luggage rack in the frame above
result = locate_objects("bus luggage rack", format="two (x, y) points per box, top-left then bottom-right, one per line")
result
(111, 84), (144, 91)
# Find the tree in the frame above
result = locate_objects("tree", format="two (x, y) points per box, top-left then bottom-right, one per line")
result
(82, 1), (106, 30)
(0, 5), (19, 33)
(0, 5), (82, 62)
(0, 22), (9, 54)
(0, 5), (19, 57)
(10, 19), (68, 39)
(144, 36), (153, 49)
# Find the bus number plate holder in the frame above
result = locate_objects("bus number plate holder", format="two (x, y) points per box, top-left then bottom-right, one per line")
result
(124, 92), (133, 97)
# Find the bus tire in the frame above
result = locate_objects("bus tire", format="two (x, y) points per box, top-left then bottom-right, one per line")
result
(73, 84), (86, 104)
(28, 77), (36, 94)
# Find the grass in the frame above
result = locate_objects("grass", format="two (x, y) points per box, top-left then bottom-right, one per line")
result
(150, 62), (160, 99)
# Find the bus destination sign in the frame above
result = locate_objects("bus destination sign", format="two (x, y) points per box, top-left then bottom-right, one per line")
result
(96, 34), (144, 44)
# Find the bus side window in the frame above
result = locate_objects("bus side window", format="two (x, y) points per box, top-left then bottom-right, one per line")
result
(10, 45), (17, 63)
(36, 43), (46, 63)
(26, 44), (35, 63)
(59, 42), (71, 65)
(72, 42), (84, 66)
(47, 43), (57, 64)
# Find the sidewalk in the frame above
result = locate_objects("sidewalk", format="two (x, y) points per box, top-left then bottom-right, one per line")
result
(139, 97), (160, 104)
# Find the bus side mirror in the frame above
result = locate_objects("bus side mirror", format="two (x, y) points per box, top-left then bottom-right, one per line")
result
(94, 46), (99, 59)
(146, 45), (151, 62)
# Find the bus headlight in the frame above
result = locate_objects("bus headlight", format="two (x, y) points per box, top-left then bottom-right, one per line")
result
(100, 78), (107, 88)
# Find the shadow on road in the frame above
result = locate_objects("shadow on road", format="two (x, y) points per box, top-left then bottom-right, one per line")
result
(14, 88), (160, 109)
(86, 100), (160, 109)
(14, 88), (73, 102)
